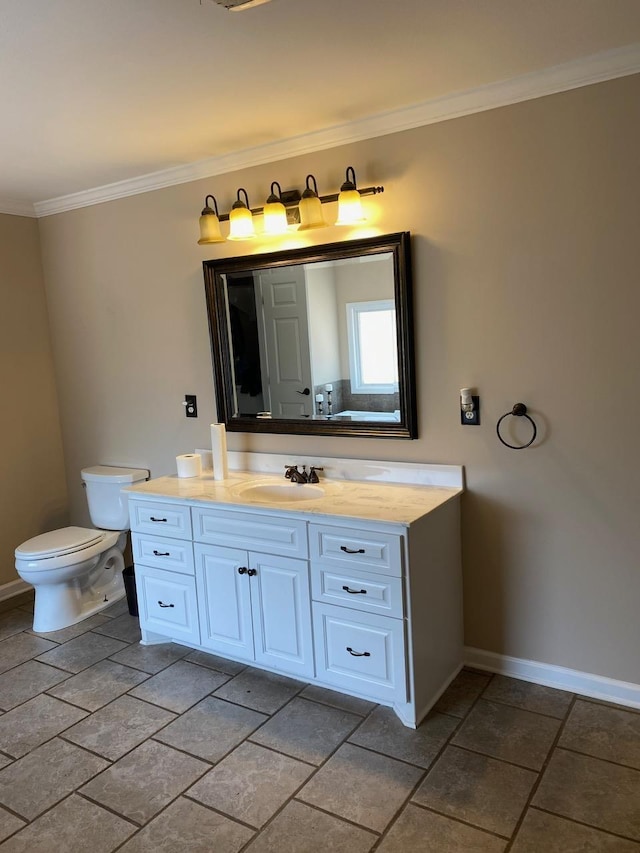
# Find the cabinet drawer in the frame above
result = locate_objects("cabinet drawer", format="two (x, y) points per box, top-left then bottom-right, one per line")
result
(309, 524), (403, 577)
(132, 533), (194, 575)
(311, 565), (403, 618)
(129, 500), (192, 540)
(136, 565), (200, 644)
(313, 603), (407, 703)
(192, 506), (308, 558)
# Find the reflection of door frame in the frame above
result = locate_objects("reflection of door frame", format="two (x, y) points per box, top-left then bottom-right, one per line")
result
(258, 267), (313, 418)
(254, 278), (271, 412)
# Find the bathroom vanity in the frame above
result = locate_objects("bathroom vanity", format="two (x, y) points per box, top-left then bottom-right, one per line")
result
(124, 454), (463, 728)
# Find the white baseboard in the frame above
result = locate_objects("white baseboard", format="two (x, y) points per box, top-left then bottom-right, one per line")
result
(465, 646), (640, 710)
(0, 579), (32, 604)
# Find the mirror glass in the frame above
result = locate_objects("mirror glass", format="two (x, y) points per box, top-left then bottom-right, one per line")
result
(203, 232), (416, 438)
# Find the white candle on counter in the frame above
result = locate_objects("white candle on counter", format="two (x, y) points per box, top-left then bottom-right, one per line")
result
(324, 384), (333, 392)
(315, 394), (324, 402)
(210, 423), (229, 481)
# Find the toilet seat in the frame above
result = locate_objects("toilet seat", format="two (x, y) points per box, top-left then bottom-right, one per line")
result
(15, 527), (105, 561)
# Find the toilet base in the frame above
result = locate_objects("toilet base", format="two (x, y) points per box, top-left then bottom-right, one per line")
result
(32, 574), (126, 633)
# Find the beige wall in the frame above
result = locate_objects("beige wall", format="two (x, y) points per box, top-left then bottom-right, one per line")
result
(38, 74), (640, 684)
(0, 214), (68, 586)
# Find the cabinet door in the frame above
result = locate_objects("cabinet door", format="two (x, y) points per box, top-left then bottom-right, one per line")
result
(136, 565), (200, 645)
(194, 543), (254, 661)
(250, 553), (314, 679)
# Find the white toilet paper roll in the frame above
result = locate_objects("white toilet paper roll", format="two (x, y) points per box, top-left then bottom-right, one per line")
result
(211, 423), (228, 481)
(176, 453), (202, 478)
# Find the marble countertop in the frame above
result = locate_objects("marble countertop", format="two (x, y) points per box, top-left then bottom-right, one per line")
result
(124, 470), (462, 526)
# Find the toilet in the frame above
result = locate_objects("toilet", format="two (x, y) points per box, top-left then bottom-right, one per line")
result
(15, 465), (149, 633)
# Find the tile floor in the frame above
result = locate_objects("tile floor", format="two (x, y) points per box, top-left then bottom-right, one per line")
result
(0, 598), (639, 851)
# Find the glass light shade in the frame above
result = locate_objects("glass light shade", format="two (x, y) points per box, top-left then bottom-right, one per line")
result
(335, 188), (365, 225)
(298, 194), (327, 230)
(198, 211), (224, 244)
(228, 206), (255, 240)
(263, 200), (288, 235)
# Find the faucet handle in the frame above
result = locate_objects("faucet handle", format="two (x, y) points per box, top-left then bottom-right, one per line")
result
(284, 465), (298, 479)
(309, 466), (324, 483)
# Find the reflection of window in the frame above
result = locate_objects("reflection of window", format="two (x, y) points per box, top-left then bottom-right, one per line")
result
(347, 300), (399, 394)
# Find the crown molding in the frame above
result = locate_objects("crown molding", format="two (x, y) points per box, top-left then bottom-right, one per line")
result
(0, 198), (37, 217)
(34, 43), (640, 218)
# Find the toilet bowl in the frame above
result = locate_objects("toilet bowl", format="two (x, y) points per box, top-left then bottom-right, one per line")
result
(15, 465), (148, 633)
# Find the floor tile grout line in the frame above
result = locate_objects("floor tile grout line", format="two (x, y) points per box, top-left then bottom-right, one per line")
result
(181, 792), (262, 832)
(75, 788), (150, 828)
(477, 693), (574, 721)
(342, 737), (440, 771)
(502, 691), (578, 852)
(553, 743), (640, 774)
(244, 738), (319, 768)
(529, 804), (640, 844)
(293, 796), (384, 837)
(579, 696), (640, 715)
(409, 801), (512, 842)
(471, 695), (575, 726)
(0, 796), (32, 824)
(445, 741), (550, 774)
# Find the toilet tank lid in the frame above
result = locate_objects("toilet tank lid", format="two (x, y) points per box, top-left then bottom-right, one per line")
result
(16, 527), (104, 559)
(81, 465), (149, 484)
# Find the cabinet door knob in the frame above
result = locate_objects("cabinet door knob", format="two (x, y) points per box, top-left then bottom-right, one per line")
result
(340, 546), (365, 554)
(247, 568), (257, 577)
(237, 567), (248, 575)
(346, 647), (370, 657)
(158, 601), (174, 608)
(342, 586), (367, 594)
(153, 550), (170, 557)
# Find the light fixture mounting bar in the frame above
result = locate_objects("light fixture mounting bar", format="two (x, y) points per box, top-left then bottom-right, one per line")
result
(215, 184), (383, 222)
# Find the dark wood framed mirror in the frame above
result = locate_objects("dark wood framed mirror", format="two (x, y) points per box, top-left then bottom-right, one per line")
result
(203, 231), (416, 438)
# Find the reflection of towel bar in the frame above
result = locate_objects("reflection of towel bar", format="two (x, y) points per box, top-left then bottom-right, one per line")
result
(496, 403), (537, 450)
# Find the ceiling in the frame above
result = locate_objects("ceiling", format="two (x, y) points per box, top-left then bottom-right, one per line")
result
(1, 0), (639, 214)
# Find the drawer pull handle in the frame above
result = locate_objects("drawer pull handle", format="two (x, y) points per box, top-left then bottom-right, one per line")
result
(153, 550), (170, 557)
(247, 568), (257, 577)
(340, 546), (365, 554)
(158, 601), (174, 608)
(237, 567), (248, 575)
(342, 585), (367, 594)
(149, 517), (167, 523)
(346, 647), (370, 657)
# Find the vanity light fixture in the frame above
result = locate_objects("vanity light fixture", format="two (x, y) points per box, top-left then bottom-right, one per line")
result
(196, 166), (383, 244)
(335, 166), (366, 225)
(298, 174), (327, 230)
(228, 188), (256, 241)
(197, 195), (225, 244)
(262, 182), (289, 235)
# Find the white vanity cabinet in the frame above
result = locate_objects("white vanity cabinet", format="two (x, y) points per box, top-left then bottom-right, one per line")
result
(127, 470), (463, 729)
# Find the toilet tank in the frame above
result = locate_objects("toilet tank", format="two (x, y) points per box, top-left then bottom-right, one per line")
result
(81, 465), (149, 530)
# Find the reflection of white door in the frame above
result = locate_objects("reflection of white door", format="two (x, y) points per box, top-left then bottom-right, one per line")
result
(257, 267), (313, 417)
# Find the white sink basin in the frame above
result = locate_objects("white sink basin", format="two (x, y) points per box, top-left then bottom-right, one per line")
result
(235, 482), (325, 503)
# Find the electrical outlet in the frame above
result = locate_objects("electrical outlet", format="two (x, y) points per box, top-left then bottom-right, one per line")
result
(461, 395), (480, 425)
(184, 394), (198, 418)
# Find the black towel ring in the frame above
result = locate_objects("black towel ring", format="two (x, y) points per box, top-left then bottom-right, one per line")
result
(496, 403), (537, 450)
